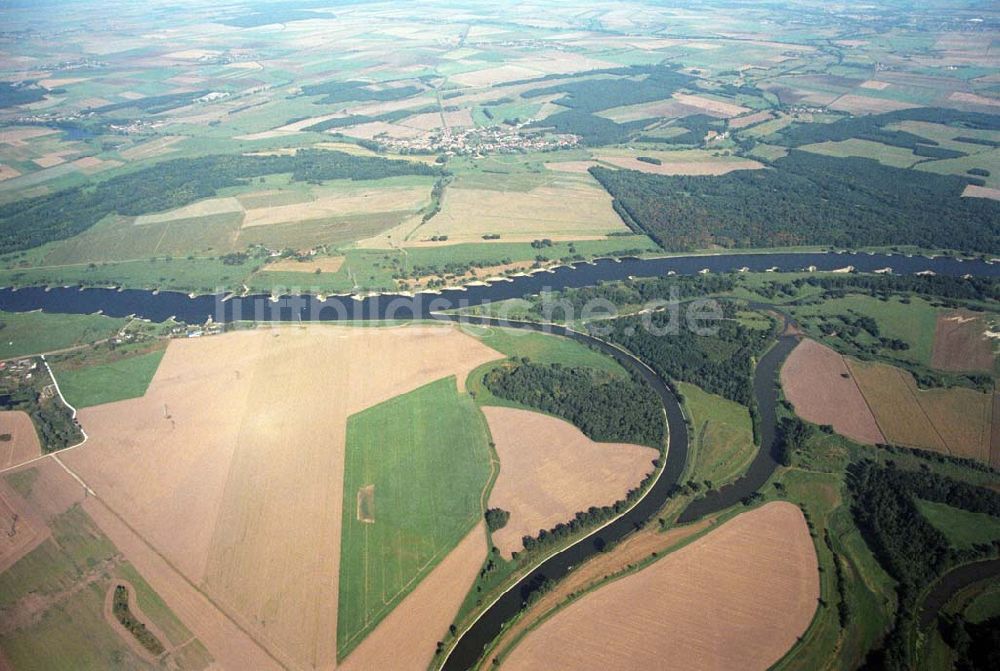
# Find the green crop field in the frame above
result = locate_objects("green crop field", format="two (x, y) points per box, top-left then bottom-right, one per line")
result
(337, 376), (492, 659)
(0, 311), (128, 360)
(677, 381), (756, 487)
(52, 347), (166, 408)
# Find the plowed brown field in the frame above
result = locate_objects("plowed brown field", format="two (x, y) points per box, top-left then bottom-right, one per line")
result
(0, 411), (41, 470)
(501, 501), (818, 671)
(780, 339), (885, 445)
(930, 310), (996, 372)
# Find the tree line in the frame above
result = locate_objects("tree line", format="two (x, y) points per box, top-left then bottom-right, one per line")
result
(482, 360), (665, 448)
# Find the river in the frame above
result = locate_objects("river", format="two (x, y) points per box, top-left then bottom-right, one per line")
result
(1, 251), (997, 323)
(1, 249), (995, 669)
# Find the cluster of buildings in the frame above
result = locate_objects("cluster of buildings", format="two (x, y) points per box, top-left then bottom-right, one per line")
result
(376, 124), (580, 156)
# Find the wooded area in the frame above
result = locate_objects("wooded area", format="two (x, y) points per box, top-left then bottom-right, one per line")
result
(590, 151), (1000, 252)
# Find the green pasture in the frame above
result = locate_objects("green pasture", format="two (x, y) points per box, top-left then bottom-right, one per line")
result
(0, 311), (128, 359)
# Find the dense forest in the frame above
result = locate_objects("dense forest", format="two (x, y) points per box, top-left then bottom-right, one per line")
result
(590, 151), (1000, 253)
(481, 361), (665, 448)
(776, 107), (1000, 148)
(528, 109), (646, 146)
(0, 81), (51, 108)
(0, 149), (439, 253)
(848, 460), (1000, 670)
(598, 302), (770, 405)
(522, 65), (693, 113)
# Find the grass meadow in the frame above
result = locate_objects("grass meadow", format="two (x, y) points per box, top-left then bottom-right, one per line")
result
(677, 381), (757, 488)
(0, 311), (128, 359)
(52, 347), (166, 409)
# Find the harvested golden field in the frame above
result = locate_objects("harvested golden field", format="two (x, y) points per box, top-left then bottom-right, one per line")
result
(0, 127), (58, 146)
(671, 93), (750, 118)
(597, 97), (709, 123)
(931, 310), (996, 372)
(501, 502), (818, 671)
(411, 179), (628, 244)
(595, 154), (763, 176)
(449, 65), (547, 87)
(0, 411), (41, 470)
(133, 196), (244, 225)
(859, 80), (891, 90)
(482, 407), (657, 558)
(399, 109), (473, 130)
(337, 121), (424, 140)
(962, 184), (1000, 201)
(828, 94), (920, 114)
(241, 187), (429, 228)
(490, 516), (716, 661)
(729, 110), (775, 129)
(847, 359), (992, 461)
(950, 92), (1000, 108)
(263, 256), (346, 273)
(118, 135), (184, 160)
(64, 325), (503, 669)
(780, 339), (885, 445)
(0, 165), (21, 182)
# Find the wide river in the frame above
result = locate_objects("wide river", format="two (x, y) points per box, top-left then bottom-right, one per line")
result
(2, 249), (997, 669)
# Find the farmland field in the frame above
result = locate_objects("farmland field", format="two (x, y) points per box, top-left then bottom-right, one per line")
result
(0, 460), (212, 670)
(482, 406), (657, 558)
(1, 0), (999, 668)
(930, 310), (997, 373)
(338, 376), (492, 657)
(60, 325), (501, 669)
(780, 339), (885, 445)
(51, 345), (166, 409)
(0, 311), (129, 360)
(500, 502), (818, 671)
(847, 359), (993, 462)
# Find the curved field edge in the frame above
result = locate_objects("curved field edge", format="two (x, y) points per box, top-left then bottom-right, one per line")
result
(496, 501), (818, 671)
(437, 325), (671, 665)
(336, 375), (493, 660)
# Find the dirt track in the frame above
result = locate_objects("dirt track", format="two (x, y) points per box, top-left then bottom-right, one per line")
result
(501, 501), (818, 671)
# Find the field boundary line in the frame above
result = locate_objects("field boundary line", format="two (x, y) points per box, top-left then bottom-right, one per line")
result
(87, 492), (293, 670)
(842, 355), (888, 445)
